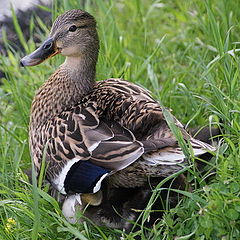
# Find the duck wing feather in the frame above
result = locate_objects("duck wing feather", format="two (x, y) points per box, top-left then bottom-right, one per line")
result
(45, 104), (147, 194)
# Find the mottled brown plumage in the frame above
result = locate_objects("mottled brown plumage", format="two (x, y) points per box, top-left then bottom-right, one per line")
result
(20, 9), (215, 223)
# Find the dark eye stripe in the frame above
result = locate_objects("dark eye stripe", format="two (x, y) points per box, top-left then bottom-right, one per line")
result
(78, 25), (88, 29)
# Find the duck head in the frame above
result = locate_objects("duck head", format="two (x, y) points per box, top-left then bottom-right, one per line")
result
(20, 9), (99, 67)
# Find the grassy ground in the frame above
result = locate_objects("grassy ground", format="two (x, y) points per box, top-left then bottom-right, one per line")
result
(0, 0), (239, 239)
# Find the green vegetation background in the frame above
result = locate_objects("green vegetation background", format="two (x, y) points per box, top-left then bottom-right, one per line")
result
(0, 0), (239, 239)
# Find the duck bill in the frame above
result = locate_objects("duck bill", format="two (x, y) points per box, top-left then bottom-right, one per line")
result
(20, 38), (60, 67)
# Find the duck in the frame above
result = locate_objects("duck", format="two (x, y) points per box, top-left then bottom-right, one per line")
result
(20, 9), (215, 224)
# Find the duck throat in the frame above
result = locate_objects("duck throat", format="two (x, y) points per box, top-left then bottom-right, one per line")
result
(30, 55), (97, 129)
(61, 55), (97, 93)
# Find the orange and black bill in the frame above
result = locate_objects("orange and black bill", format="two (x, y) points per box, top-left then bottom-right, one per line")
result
(20, 38), (59, 67)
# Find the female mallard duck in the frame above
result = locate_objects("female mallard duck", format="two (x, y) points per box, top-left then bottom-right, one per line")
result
(20, 9), (215, 222)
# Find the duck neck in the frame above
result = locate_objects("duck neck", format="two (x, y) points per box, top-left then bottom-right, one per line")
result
(61, 55), (97, 94)
(30, 54), (97, 129)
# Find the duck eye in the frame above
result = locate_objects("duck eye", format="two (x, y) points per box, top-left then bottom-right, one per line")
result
(69, 25), (77, 32)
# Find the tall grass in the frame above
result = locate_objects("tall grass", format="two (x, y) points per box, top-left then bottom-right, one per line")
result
(0, 0), (239, 239)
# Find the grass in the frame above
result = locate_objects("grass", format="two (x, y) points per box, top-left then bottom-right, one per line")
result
(0, 0), (239, 239)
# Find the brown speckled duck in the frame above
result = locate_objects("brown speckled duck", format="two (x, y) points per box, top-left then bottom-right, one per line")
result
(20, 9), (215, 223)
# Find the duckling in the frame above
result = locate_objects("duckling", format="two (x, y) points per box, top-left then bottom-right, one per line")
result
(80, 175), (189, 232)
(20, 9), (215, 223)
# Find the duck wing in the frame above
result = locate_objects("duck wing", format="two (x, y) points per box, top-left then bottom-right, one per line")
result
(45, 103), (180, 194)
(45, 105), (146, 195)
